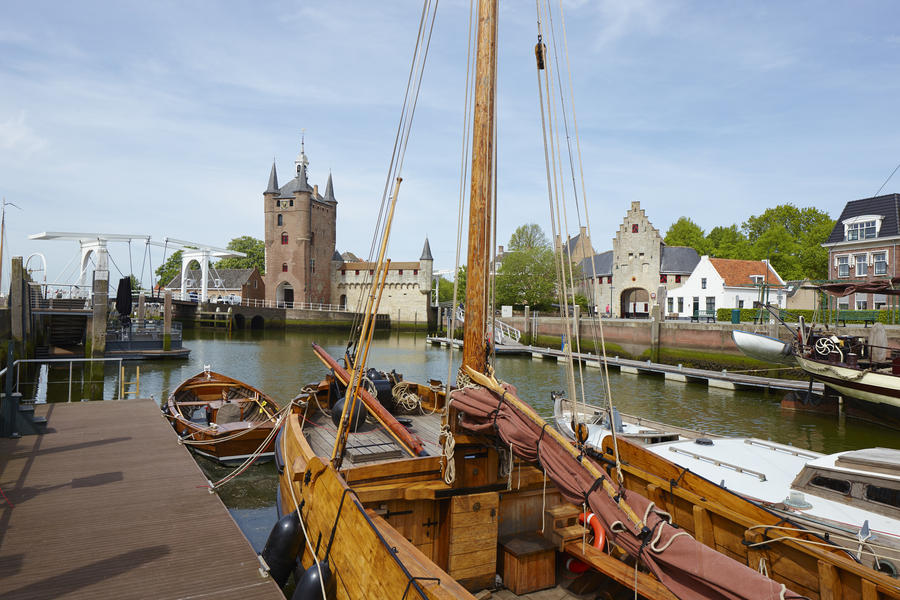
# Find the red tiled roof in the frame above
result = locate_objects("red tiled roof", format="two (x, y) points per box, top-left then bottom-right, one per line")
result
(708, 258), (783, 287)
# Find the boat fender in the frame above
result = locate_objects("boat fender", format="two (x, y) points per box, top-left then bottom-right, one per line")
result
(330, 397), (368, 432)
(292, 558), (334, 600)
(565, 512), (607, 573)
(259, 511), (304, 588)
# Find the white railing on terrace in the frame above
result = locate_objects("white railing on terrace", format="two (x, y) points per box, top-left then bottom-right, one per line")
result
(238, 298), (348, 311)
(453, 305), (522, 345)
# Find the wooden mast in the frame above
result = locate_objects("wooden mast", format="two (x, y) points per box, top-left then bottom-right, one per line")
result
(462, 0), (498, 375)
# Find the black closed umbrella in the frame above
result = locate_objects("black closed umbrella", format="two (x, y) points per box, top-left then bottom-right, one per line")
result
(115, 277), (132, 322)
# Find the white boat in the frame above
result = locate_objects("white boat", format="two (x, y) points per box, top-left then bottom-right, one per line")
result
(731, 330), (796, 365)
(555, 396), (900, 577)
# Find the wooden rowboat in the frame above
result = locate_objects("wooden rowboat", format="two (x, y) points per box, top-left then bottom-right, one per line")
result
(165, 369), (281, 465)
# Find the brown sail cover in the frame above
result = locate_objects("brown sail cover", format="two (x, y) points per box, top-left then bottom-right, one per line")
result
(450, 383), (799, 600)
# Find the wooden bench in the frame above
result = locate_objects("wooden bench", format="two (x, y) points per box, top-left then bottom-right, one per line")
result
(837, 309), (878, 327)
(690, 310), (716, 323)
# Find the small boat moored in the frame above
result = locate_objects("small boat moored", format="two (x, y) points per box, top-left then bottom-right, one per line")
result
(165, 367), (282, 465)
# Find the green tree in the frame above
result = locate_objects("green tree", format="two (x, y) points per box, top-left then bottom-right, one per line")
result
(454, 266), (467, 303)
(155, 249), (184, 287)
(706, 225), (750, 259)
(742, 205), (834, 280)
(438, 276), (454, 303)
(664, 217), (709, 254)
(495, 246), (557, 308)
(215, 236), (265, 273)
(508, 223), (550, 251)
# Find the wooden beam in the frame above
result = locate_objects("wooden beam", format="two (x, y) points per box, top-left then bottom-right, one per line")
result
(817, 560), (842, 600)
(692, 505), (715, 548)
(563, 542), (679, 600)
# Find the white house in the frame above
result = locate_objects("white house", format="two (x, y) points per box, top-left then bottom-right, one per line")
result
(666, 256), (785, 318)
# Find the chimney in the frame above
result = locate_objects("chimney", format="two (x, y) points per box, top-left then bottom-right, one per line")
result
(314, 184), (319, 195)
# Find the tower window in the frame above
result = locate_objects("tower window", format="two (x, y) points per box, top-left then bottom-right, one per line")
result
(341, 270), (346, 275)
(277, 214), (283, 226)
(282, 263), (288, 272)
(281, 233), (289, 245)
(632, 224), (639, 233)
(675, 275), (681, 283)
(289, 199), (294, 207)
(413, 269), (418, 275)
(310, 259), (316, 273)
(355, 270), (360, 275)
(660, 274), (668, 283)
(398, 270), (403, 275)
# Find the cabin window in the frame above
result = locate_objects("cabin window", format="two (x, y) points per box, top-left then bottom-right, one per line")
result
(810, 475), (851, 495)
(873, 252), (887, 275)
(632, 224), (639, 233)
(277, 214), (283, 226)
(660, 274), (668, 283)
(846, 220), (876, 241)
(282, 263), (287, 272)
(701, 278), (707, 289)
(837, 256), (849, 278)
(866, 484), (900, 509)
(675, 275), (681, 283)
(855, 254), (868, 276)
(281, 233), (288, 245)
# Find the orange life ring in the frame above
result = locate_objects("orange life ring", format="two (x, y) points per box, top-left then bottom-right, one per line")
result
(565, 512), (607, 573)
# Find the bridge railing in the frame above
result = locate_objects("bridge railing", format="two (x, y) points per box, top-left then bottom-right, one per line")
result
(453, 305), (522, 344)
(239, 298), (349, 311)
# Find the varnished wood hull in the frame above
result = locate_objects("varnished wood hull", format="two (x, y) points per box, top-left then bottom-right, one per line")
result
(600, 435), (900, 599)
(166, 370), (281, 465)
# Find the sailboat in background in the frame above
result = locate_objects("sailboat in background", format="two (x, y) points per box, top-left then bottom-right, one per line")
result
(0, 198), (22, 302)
(265, 2), (900, 599)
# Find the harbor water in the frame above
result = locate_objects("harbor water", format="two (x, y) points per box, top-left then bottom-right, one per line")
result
(28, 327), (900, 551)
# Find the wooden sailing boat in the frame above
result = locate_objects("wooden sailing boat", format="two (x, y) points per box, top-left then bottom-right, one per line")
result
(269, 2), (890, 599)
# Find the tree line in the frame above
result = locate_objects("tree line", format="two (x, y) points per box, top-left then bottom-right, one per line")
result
(663, 204), (834, 281)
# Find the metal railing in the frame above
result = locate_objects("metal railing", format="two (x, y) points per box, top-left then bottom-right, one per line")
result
(454, 306), (522, 344)
(239, 298), (349, 311)
(1, 358), (133, 403)
(106, 320), (182, 343)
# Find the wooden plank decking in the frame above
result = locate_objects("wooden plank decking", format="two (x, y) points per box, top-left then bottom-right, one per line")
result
(0, 399), (283, 600)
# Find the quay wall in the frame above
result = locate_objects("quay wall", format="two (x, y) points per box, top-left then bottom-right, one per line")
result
(505, 315), (899, 369)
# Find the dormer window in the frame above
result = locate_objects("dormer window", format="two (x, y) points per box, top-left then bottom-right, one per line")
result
(843, 214), (881, 241)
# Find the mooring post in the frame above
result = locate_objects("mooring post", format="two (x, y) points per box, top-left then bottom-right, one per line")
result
(2, 343), (18, 438)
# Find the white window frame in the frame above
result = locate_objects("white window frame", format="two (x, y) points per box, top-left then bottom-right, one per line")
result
(843, 214), (882, 241)
(855, 253), (868, 276)
(836, 255), (849, 278)
(873, 251), (888, 276)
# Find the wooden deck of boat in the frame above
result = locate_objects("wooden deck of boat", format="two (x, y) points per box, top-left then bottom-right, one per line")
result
(0, 399), (283, 600)
(304, 409), (443, 464)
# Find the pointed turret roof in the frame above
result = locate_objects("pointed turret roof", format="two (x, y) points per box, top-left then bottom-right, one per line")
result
(332, 250), (343, 262)
(323, 172), (336, 203)
(265, 162), (279, 194)
(420, 238), (433, 261)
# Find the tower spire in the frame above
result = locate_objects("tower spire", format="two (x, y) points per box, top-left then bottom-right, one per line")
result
(324, 171), (336, 202)
(266, 161), (279, 194)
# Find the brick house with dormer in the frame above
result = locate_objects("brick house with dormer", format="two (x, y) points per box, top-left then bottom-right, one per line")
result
(822, 193), (900, 310)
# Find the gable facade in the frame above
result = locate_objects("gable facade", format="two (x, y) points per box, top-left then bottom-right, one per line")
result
(666, 256), (785, 317)
(822, 193), (900, 309)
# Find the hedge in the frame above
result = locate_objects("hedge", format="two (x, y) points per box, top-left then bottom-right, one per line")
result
(714, 307), (900, 324)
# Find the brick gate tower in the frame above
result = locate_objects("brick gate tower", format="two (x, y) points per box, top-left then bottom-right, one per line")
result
(263, 141), (337, 305)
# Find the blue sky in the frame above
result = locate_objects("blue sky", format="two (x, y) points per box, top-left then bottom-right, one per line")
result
(1, 1), (899, 290)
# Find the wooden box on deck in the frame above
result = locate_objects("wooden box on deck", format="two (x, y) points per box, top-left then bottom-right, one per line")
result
(499, 533), (556, 595)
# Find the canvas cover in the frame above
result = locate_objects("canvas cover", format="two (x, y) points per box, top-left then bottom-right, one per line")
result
(450, 383), (798, 600)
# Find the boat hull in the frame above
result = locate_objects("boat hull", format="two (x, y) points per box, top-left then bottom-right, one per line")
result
(166, 370), (281, 465)
(795, 355), (900, 428)
(731, 330), (795, 365)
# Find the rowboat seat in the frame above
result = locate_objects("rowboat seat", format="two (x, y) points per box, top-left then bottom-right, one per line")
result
(215, 402), (243, 425)
(215, 421), (253, 432)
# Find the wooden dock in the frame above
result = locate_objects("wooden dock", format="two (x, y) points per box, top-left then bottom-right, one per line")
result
(0, 399), (284, 600)
(426, 337), (825, 397)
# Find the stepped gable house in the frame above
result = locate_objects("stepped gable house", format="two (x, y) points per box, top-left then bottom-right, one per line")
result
(263, 143), (337, 306)
(575, 202), (699, 318)
(822, 193), (900, 310)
